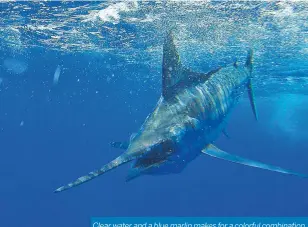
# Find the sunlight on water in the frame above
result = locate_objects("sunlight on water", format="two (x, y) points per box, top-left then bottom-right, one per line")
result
(0, 1), (307, 93)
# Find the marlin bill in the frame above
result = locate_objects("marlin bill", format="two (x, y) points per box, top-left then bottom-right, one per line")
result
(54, 31), (308, 193)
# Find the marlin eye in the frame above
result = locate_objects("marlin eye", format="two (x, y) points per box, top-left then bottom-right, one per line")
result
(162, 140), (175, 154)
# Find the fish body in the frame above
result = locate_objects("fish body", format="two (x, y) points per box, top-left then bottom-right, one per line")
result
(54, 31), (306, 193)
(129, 66), (250, 176)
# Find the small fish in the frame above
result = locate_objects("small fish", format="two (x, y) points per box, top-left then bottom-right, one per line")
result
(53, 65), (61, 85)
(0, 78), (3, 85)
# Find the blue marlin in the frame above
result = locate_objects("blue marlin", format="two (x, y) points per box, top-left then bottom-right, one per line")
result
(55, 31), (307, 193)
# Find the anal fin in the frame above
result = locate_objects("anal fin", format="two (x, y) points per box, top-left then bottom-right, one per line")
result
(202, 144), (308, 178)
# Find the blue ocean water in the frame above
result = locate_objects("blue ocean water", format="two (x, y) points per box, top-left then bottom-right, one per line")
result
(1, 1), (308, 226)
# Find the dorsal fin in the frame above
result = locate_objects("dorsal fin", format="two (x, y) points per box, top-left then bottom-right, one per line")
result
(162, 31), (184, 98)
(161, 31), (221, 99)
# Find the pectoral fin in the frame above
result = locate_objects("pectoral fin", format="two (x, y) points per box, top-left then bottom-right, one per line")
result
(202, 144), (308, 178)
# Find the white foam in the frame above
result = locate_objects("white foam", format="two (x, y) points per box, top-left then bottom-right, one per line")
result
(83, 1), (138, 24)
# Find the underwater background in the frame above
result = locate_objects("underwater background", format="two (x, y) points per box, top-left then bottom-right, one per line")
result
(1, 1), (308, 226)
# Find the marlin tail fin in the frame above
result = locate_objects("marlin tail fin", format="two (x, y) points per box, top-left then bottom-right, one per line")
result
(247, 78), (258, 121)
(54, 153), (135, 193)
(202, 144), (308, 178)
(245, 49), (253, 75)
(245, 49), (258, 121)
